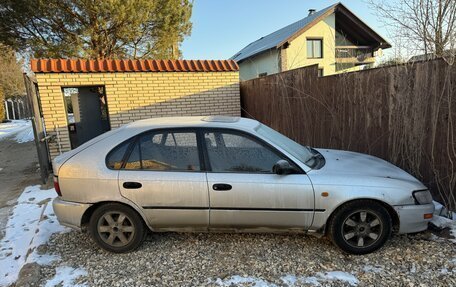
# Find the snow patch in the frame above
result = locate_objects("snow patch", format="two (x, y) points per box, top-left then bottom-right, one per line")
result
(440, 268), (449, 274)
(214, 275), (274, 286)
(0, 120), (34, 142)
(362, 265), (383, 273)
(303, 276), (320, 286)
(45, 266), (87, 287)
(213, 271), (359, 287)
(316, 271), (358, 286)
(281, 275), (320, 286)
(14, 124), (34, 143)
(31, 253), (61, 266)
(280, 275), (297, 286)
(0, 186), (69, 286)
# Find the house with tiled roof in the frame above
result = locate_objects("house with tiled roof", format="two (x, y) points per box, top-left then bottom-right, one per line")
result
(232, 3), (391, 80)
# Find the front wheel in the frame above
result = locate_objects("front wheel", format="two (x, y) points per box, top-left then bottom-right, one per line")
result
(328, 200), (392, 254)
(89, 203), (146, 253)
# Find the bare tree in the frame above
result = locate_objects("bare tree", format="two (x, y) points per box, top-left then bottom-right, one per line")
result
(367, 0), (456, 60)
(0, 44), (25, 98)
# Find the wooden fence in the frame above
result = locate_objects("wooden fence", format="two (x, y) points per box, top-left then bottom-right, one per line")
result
(241, 59), (456, 210)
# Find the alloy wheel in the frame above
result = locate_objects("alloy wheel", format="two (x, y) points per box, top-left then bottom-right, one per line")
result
(341, 210), (383, 248)
(97, 211), (136, 247)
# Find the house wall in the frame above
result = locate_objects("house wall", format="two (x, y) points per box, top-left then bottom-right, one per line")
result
(238, 49), (280, 81)
(35, 71), (240, 160)
(286, 13), (336, 76)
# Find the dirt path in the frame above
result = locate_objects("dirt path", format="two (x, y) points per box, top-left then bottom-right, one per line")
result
(0, 138), (41, 237)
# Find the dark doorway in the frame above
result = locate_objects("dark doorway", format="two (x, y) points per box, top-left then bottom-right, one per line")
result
(63, 86), (110, 149)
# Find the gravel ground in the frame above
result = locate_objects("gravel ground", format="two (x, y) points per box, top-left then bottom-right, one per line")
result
(37, 230), (456, 286)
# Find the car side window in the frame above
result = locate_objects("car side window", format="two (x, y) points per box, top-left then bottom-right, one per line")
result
(126, 131), (201, 171)
(204, 131), (283, 173)
(106, 139), (133, 170)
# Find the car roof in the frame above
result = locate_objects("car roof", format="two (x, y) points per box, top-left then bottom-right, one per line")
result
(125, 116), (261, 131)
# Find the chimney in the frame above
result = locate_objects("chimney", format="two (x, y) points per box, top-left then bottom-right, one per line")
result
(308, 9), (316, 16)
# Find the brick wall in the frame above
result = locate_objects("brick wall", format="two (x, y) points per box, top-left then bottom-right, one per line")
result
(35, 71), (240, 159)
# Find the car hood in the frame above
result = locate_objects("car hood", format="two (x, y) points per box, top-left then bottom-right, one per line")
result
(313, 148), (420, 183)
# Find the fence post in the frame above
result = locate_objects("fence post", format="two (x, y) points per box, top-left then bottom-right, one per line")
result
(11, 100), (16, 120)
(4, 100), (8, 120)
(16, 99), (20, 119)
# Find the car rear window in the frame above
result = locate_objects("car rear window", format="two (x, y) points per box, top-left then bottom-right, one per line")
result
(106, 130), (201, 171)
(106, 139), (133, 170)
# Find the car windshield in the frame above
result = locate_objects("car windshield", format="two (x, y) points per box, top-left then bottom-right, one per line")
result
(255, 124), (314, 167)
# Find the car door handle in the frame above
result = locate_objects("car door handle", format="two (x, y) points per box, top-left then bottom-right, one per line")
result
(212, 183), (232, 191)
(123, 182), (142, 189)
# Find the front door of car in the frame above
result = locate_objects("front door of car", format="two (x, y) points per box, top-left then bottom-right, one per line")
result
(117, 129), (209, 231)
(203, 129), (315, 230)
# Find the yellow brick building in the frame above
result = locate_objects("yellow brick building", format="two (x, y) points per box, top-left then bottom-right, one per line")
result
(31, 59), (240, 160)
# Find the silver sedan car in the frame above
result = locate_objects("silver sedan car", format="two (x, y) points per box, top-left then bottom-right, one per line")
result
(52, 116), (434, 254)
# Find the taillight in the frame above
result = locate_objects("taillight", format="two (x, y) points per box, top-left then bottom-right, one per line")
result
(53, 176), (62, 196)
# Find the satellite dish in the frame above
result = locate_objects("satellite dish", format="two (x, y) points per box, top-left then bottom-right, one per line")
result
(357, 53), (366, 62)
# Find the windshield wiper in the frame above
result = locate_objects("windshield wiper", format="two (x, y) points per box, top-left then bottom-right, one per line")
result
(304, 145), (313, 153)
(305, 153), (319, 164)
(304, 148), (322, 165)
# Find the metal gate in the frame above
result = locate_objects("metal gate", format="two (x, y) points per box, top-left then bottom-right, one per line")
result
(3, 96), (30, 120)
(23, 74), (51, 183)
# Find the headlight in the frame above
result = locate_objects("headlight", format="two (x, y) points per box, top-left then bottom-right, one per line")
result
(412, 190), (433, 205)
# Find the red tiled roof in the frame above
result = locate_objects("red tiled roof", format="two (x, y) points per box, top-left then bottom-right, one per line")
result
(30, 59), (239, 73)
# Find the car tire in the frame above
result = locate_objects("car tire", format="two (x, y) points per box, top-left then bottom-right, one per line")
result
(328, 200), (392, 255)
(89, 203), (147, 253)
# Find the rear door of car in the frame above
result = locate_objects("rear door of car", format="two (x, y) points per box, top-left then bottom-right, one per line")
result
(116, 128), (209, 231)
(202, 128), (315, 230)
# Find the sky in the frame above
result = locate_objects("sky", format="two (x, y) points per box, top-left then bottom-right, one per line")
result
(181, 0), (393, 60)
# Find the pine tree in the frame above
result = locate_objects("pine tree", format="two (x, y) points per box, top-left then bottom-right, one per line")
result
(0, 0), (193, 59)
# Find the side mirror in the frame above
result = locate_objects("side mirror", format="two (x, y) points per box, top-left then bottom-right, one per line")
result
(272, 160), (296, 175)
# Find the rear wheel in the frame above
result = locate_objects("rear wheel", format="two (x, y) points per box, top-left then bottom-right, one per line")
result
(89, 203), (146, 253)
(328, 200), (392, 254)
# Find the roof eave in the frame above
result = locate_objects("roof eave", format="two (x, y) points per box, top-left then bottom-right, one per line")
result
(335, 4), (391, 50)
(30, 59), (240, 73)
(276, 4), (338, 49)
(275, 3), (391, 50)
(234, 47), (277, 64)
